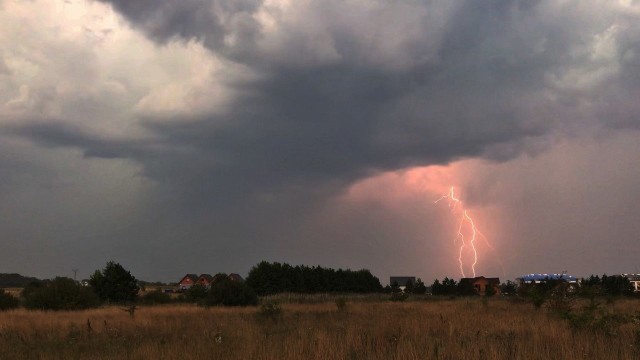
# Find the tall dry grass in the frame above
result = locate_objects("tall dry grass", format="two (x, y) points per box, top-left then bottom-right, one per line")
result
(0, 298), (638, 359)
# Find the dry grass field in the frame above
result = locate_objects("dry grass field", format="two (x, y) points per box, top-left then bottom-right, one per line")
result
(0, 297), (638, 360)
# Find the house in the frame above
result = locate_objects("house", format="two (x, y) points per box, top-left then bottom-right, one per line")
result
(460, 276), (500, 296)
(517, 273), (578, 285)
(390, 276), (416, 291)
(177, 274), (198, 290)
(623, 274), (640, 292)
(196, 274), (214, 287)
(178, 273), (244, 291)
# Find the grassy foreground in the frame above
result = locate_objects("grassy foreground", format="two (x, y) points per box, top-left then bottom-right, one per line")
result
(0, 298), (638, 359)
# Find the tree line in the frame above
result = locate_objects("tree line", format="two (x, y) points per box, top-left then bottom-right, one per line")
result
(245, 261), (383, 295)
(1, 262), (636, 312)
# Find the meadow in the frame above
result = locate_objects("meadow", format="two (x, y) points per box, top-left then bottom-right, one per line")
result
(0, 296), (638, 360)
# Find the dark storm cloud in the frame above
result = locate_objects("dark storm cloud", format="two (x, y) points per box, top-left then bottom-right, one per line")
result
(37, 0), (628, 206)
(4, 0), (640, 281)
(99, 0), (263, 57)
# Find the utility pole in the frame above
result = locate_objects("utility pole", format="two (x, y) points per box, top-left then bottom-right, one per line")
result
(72, 269), (78, 281)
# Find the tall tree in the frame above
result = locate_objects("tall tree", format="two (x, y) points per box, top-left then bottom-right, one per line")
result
(89, 261), (139, 303)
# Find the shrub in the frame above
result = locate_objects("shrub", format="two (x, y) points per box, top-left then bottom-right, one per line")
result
(0, 289), (19, 311)
(335, 297), (347, 311)
(185, 284), (208, 303)
(23, 277), (100, 310)
(257, 300), (283, 320)
(390, 292), (408, 302)
(206, 278), (258, 307)
(546, 282), (574, 315)
(138, 290), (172, 305)
(530, 287), (546, 309)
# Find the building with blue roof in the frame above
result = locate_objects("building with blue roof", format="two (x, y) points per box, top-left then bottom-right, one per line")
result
(517, 273), (578, 284)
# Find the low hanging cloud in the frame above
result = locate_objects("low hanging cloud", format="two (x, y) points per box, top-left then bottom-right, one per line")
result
(1, 0), (640, 280)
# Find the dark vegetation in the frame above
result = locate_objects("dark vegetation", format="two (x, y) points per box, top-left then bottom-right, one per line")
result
(206, 277), (258, 306)
(0, 273), (41, 288)
(245, 261), (383, 295)
(0, 289), (19, 310)
(89, 261), (140, 303)
(22, 277), (100, 310)
(1, 261), (637, 314)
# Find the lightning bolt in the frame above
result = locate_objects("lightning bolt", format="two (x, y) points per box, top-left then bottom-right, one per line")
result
(435, 186), (481, 278)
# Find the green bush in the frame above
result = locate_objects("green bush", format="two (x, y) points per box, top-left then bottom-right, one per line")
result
(206, 278), (258, 307)
(185, 284), (208, 303)
(23, 277), (100, 310)
(138, 290), (172, 305)
(0, 289), (19, 311)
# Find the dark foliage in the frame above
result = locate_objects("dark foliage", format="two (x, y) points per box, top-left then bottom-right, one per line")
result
(0, 273), (41, 288)
(412, 278), (427, 295)
(500, 281), (517, 296)
(89, 261), (139, 303)
(138, 290), (172, 305)
(485, 282), (497, 297)
(246, 261), (383, 295)
(0, 289), (19, 311)
(431, 278), (457, 296)
(456, 278), (478, 297)
(22, 277), (100, 310)
(185, 284), (208, 303)
(205, 277), (258, 306)
(579, 274), (633, 297)
(404, 280), (414, 294)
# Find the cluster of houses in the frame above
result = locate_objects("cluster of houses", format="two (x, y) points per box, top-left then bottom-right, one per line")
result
(177, 273), (244, 291)
(391, 272), (640, 296)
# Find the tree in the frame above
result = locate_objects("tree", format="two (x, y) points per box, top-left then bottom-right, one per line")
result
(22, 277), (100, 310)
(601, 274), (633, 297)
(390, 281), (401, 294)
(206, 277), (258, 306)
(413, 278), (427, 295)
(404, 279), (414, 294)
(441, 277), (458, 296)
(185, 284), (208, 303)
(431, 279), (442, 295)
(89, 261), (139, 303)
(500, 281), (517, 296)
(456, 278), (477, 296)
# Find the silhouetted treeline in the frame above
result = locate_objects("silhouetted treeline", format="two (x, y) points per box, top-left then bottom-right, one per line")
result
(0, 273), (41, 287)
(246, 261), (383, 295)
(579, 274), (634, 297)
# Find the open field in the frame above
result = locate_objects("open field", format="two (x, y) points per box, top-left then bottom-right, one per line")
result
(0, 298), (638, 360)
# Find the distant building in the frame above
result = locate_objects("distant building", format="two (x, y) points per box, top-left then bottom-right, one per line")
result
(196, 274), (214, 287)
(623, 274), (640, 292)
(460, 276), (500, 296)
(178, 273), (244, 291)
(178, 274), (198, 290)
(390, 276), (416, 291)
(517, 273), (578, 284)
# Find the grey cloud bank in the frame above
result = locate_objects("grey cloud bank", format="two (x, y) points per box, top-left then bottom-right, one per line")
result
(0, 0), (639, 281)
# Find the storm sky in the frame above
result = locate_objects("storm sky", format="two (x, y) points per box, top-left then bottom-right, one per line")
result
(1, 0), (639, 283)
